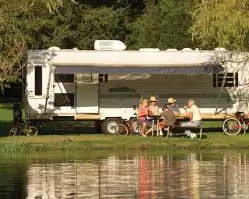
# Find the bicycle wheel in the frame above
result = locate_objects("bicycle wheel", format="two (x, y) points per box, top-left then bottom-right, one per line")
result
(116, 124), (129, 136)
(8, 127), (18, 136)
(25, 125), (38, 136)
(129, 120), (141, 135)
(133, 123), (141, 135)
(223, 118), (242, 136)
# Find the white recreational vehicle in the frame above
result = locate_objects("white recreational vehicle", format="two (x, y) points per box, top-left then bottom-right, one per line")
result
(25, 40), (249, 134)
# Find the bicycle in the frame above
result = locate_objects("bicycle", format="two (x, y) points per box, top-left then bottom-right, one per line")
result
(116, 118), (141, 136)
(222, 112), (249, 136)
(9, 121), (39, 136)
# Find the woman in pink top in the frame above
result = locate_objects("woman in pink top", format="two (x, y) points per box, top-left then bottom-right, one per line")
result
(138, 98), (149, 136)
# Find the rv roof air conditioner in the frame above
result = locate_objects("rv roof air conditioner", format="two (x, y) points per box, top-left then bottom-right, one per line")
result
(94, 40), (126, 51)
(48, 46), (61, 51)
(215, 48), (227, 51)
(166, 49), (177, 51)
(139, 48), (160, 52)
(182, 48), (192, 51)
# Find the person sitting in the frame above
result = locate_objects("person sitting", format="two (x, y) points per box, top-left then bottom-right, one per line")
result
(137, 98), (150, 137)
(143, 96), (161, 136)
(180, 99), (202, 127)
(166, 97), (180, 117)
(159, 105), (176, 136)
(148, 96), (160, 116)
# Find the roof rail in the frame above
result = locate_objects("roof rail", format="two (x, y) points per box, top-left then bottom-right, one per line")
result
(94, 40), (126, 51)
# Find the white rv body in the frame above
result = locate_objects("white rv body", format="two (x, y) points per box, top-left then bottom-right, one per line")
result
(25, 41), (249, 133)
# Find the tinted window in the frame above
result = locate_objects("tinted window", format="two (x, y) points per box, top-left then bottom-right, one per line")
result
(35, 66), (42, 95)
(54, 93), (74, 107)
(99, 74), (108, 82)
(55, 74), (74, 83)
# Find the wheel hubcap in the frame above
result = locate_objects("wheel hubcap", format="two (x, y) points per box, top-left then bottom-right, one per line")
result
(107, 121), (119, 134)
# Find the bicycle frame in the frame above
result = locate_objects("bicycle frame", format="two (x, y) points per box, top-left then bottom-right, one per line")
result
(235, 112), (249, 133)
(122, 119), (139, 135)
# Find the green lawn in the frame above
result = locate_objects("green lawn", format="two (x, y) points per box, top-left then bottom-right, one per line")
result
(0, 103), (13, 121)
(0, 132), (249, 153)
(1, 102), (248, 153)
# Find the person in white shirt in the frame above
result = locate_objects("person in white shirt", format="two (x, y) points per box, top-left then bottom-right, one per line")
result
(180, 99), (202, 127)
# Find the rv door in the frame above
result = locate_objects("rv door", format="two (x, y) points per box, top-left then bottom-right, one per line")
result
(75, 74), (99, 114)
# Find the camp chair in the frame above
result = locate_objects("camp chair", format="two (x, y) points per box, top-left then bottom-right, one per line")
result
(144, 116), (162, 137)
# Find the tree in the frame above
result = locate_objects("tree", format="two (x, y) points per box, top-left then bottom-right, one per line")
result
(0, 24), (26, 94)
(190, 0), (249, 50)
(76, 6), (130, 49)
(0, 0), (64, 94)
(129, 0), (194, 49)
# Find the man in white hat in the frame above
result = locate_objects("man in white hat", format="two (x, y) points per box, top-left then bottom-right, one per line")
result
(166, 97), (180, 116)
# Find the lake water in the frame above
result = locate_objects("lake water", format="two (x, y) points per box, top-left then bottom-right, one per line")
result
(0, 152), (249, 199)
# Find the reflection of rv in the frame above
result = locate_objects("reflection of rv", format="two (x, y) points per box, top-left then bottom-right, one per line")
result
(26, 40), (249, 134)
(26, 157), (140, 199)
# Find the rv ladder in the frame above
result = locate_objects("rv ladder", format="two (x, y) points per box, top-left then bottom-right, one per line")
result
(215, 70), (228, 114)
(44, 66), (53, 114)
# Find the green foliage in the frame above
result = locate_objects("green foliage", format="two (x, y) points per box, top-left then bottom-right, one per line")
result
(129, 0), (194, 49)
(190, 0), (249, 50)
(0, 0), (63, 93)
(76, 6), (130, 49)
(6, 0), (247, 89)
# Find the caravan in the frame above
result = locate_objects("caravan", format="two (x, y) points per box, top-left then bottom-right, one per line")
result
(25, 40), (249, 134)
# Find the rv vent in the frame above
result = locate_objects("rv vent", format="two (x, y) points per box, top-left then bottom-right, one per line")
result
(48, 46), (61, 51)
(182, 48), (192, 51)
(94, 40), (126, 51)
(166, 49), (177, 51)
(215, 48), (227, 51)
(139, 48), (160, 52)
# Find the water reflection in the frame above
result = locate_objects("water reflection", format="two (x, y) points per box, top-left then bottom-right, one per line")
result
(1, 153), (249, 199)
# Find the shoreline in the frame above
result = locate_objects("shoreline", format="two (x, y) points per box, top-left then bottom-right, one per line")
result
(1, 133), (249, 152)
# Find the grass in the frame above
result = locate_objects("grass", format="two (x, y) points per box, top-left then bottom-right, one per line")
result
(1, 133), (249, 153)
(1, 101), (248, 153)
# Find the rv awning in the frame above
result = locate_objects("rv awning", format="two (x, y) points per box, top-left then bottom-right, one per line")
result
(54, 65), (221, 74)
(51, 50), (223, 74)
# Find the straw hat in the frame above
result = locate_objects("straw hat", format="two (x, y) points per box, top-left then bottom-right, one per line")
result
(168, 97), (176, 104)
(149, 96), (158, 102)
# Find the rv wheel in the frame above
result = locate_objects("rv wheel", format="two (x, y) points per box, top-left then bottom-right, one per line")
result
(101, 118), (121, 135)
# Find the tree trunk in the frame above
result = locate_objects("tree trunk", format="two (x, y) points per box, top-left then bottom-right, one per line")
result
(0, 81), (5, 95)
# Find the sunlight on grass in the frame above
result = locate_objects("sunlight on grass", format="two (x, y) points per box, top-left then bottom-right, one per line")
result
(1, 132), (249, 153)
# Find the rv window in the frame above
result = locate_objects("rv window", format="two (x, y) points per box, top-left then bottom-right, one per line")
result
(213, 72), (238, 87)
(54, 93), (74, 107)
(81, 74), (92, 82)
(99, 74), (108, 82)
(35, 65), (42, 96)
(55, 74), (74, 83)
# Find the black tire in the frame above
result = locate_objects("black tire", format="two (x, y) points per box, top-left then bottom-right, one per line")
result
(223, 118), (241, 136)
(101, 118), (121, 135)
(116, 124), (129, 136)
(25, 125), (38, 136)
(9, 127), (18, 136)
